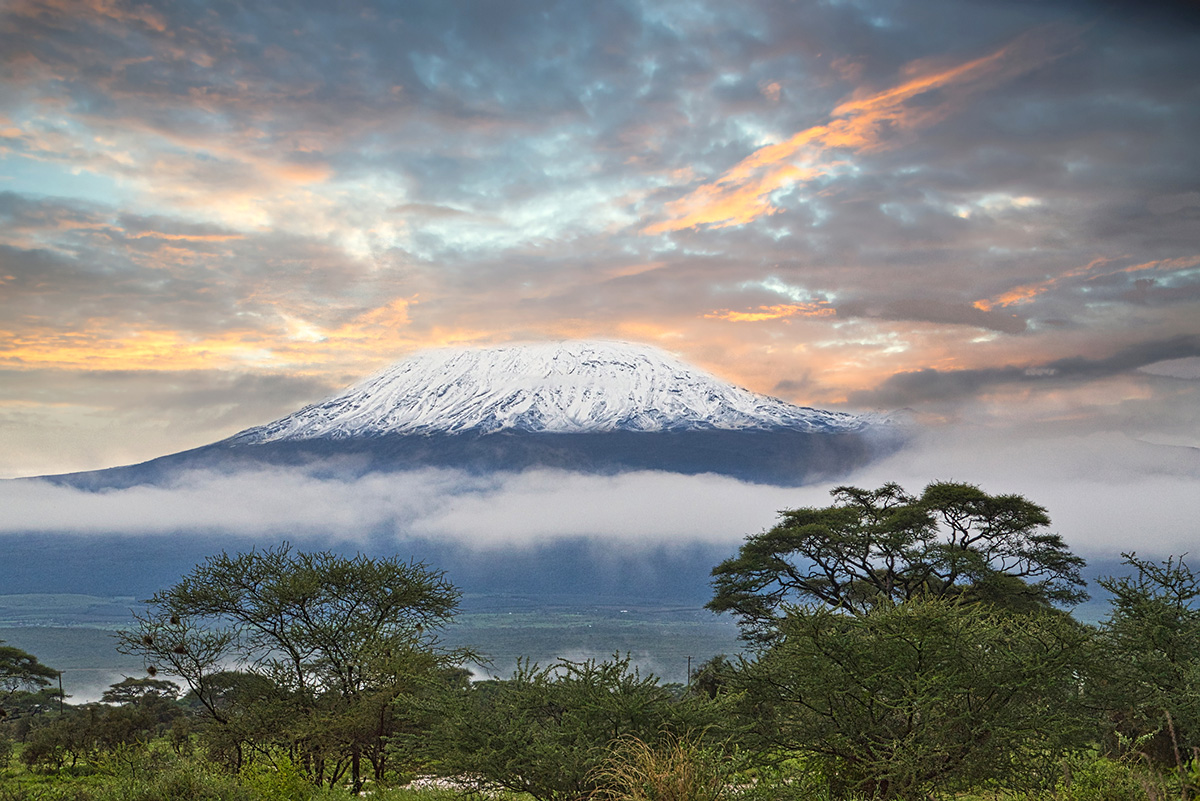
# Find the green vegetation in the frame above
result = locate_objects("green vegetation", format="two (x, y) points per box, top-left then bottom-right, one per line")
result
(113, 545), (469, 792)
(2, 481), (1199, 800)
(708, 481), (1088, 641)
(736, 598), (1091, 798)
(0, 643), (58, 709)
(430, 654), (726, 800)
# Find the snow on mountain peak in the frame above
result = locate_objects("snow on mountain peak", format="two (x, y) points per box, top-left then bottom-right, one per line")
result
(231, 340), (874, 443)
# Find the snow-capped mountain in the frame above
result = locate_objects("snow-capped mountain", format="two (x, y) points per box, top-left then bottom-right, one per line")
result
(231, 340), (873, 443)
(42, 340), (902, 489)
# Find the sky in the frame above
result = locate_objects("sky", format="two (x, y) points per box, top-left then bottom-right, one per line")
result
(1, 0), (1198, 559)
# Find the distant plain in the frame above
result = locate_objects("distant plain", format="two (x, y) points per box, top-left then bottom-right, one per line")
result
(0, 592), (742, 703)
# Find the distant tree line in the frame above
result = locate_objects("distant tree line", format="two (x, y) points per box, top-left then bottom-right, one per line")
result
(1, 481), (1198, 800)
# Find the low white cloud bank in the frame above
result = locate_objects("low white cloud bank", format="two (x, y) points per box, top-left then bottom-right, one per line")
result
(0, 425), (1195, 558)
(0, 467), (797, 548)
(405, 469), (796, 544)
(839, 426), (1200, 558)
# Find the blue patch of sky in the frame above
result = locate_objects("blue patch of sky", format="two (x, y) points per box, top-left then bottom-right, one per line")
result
(0, 155), (137, 209)
(740, 275), (832, 303)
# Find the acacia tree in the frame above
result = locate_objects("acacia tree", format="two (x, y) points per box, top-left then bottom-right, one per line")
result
(708, 481), (1087, 641)
(117, 544), (464, 791)
(101, 677), (181, 706)
(1092, 553), (1200, 776)
(0, 641), (59, 719)
(709, 481), (1093, 799)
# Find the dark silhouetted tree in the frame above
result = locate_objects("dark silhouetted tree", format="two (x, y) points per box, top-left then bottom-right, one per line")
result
(709, 481), (1087, 641)
(0, 641), (58, 720)
(117, 544), (465, 791)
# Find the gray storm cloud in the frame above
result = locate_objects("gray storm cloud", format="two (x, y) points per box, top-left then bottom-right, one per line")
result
(849, 336), (1200, 408)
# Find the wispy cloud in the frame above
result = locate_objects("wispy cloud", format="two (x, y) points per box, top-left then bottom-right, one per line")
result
(0, 296), (421, 372)
(705, 302), (836, 322)
(644, 27), (1079, 234)
(0, 467), (799, 547)
(974, 256), (1200, 312)
(849, 335), (1200, 408)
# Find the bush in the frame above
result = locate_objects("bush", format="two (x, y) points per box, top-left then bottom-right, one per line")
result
(116, 761), (256, 801)
(1056, 755), (1150, 801)
(736, 598), (1092, 799)
(0, 786), (99, 801)
(0, 734), (13, 771)
(20, 720), (75, 772)
(589, 735), (732, 801)
(734, 758), (835, 801)
(1092, 554), (1200, 767)
(239, 755), (317, 801)
(432, 655), (728, 801)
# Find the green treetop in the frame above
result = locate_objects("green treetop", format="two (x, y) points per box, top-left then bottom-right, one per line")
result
(708, 480), (1087, 640)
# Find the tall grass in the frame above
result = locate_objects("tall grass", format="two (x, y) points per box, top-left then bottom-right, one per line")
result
(588, 735), (732, 801)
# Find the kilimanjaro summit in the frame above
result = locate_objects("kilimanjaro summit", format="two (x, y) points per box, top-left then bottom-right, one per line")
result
(41, 341), (902, 489)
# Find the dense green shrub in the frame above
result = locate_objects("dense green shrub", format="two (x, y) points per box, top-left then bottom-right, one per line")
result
(0, 784), (100, 801)
(115, 761), (256, 801)
(1055, 755), (1150, 801)
(20, 719), (77, 772)
(1091, 553), (1200, 773)
(735, 598), (1092, 799)
(431, 654), (730, 801)
(0, 735), (13, 772)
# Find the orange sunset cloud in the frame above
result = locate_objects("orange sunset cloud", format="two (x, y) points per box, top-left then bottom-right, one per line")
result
(645, 27), (1077, 234)
(706, 303), (837, 322)
(0, 297), (420, 373)
(2, 0), (1198, 495)
(129, 232), (246, 242)
(974, 255), (1200, 311)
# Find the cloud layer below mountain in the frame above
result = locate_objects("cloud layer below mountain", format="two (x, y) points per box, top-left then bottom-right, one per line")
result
(4, 422), (1195, 560)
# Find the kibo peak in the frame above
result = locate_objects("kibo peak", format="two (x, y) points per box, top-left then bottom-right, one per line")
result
(231, 340), (876, 443)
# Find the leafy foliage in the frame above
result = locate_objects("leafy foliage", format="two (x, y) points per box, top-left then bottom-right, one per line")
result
(432, 654), (728, 801)
(115, 544), (466, 791)
(1055, 754), (1154, 801)
(100, 678), (180, 707)
(9, 488), (1200, 801)
(17, 688), (182, 774)
(1092, 552), (1200, 778)
(0, 642), (59, 719)
(736, 597), (1092, 799)
(709, 481), (1087, 641)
